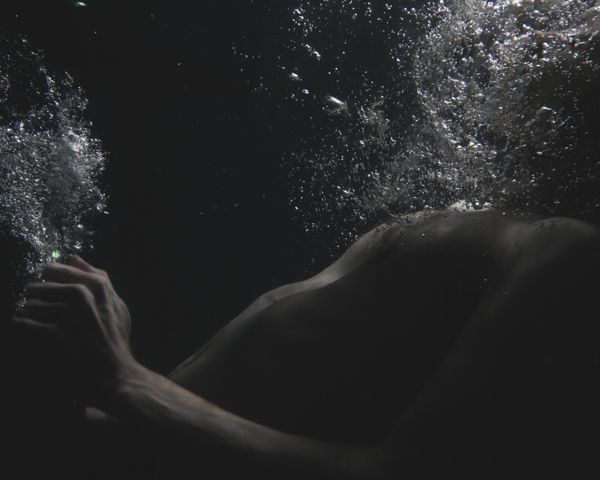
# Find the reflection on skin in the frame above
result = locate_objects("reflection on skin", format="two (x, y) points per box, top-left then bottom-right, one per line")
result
(4, 2), (600, 479)
(12, 208), (600, 479)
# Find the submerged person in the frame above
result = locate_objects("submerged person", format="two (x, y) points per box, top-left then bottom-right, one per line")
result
(11, 207), (600, 479)
(7, 1), (600, 479)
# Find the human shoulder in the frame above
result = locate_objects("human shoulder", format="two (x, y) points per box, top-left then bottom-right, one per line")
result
(370, 211), (600, 280)
(348, 209), (502, 257)
(301, 212), (441, 288)
(523, 216), (600, 256)
(502, 215), (600, 282)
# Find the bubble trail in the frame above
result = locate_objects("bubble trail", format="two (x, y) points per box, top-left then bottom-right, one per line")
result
(0, 39), (107, 294)
(238, 0), (600, 257)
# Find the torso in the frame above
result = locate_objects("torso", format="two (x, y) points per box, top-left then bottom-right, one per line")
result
(169, 209), (597, 446)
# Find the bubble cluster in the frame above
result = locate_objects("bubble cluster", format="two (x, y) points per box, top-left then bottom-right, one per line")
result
(0, 39), (106, 292)
(399, 0), (600, 217)
(280, 0), (427, 249)
(242, 0), (599, 254)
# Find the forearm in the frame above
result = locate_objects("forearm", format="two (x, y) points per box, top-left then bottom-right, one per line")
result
(17, 257), (390, 478)
(106, 363), (389, 480)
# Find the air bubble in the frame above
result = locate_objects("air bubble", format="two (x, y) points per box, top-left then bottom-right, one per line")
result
(240, 0), (599, 257)
(0, 40), (106, 288)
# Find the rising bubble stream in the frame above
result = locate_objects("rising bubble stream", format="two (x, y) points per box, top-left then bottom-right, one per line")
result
(238, 0), (600, 257)
(0, 39), (106, 295)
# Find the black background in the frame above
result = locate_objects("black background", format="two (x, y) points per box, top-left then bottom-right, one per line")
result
(4, 4), (600, 479)
(1, 0), (330, 373)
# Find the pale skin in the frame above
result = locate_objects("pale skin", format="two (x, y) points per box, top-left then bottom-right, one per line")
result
(12, 209), (600, 479)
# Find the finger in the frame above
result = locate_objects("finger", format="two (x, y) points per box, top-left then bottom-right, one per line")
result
(67, 255), (111, 281)
(18, 299), (70, 324)
(24, 281), (94, 306)
(67, 255), (96, 273)
(10, 315), (61, 335)
(42, 263), (109, 299)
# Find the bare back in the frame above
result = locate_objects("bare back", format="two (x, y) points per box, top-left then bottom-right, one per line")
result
(169, 209), (600, 458)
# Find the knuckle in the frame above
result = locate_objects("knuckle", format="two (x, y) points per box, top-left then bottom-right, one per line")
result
(89, 273), (108, 293)
(89, 272), (102, 283)
(70, 284), (93, 303)
(97, 281), (110, 299)
(94, 268), (109, 279)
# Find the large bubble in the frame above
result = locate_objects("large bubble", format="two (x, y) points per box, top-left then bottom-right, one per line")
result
(0, 39), (106, 296)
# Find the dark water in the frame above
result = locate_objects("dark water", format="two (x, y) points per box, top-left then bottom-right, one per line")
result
(1, 1), (307, 369)
(0, 3), (599, 479)
(1, 0), (598, 369)
(241, 0), (600, 249)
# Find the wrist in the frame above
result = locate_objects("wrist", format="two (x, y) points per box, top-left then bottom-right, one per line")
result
(94, 358), (152, 419)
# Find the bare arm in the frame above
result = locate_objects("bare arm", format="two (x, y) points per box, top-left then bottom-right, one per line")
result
(14, 256), (392, 480)
(14, 220), (599, 479)
(169, 221), (399, 378)
(108, 362), (388, 479)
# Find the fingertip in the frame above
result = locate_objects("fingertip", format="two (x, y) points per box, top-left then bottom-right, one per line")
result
(41, 261), (59, 278)
(67, 255), (93, 271)
(10, 314), (26, 325)
(67, 254), (82, 265)
(10, 315), (57, 334)
(23, 280), (43, 291)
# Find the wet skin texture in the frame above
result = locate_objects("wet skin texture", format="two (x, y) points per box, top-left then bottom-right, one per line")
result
(161, 209), (600, 478)
(6, 208), (600, 480)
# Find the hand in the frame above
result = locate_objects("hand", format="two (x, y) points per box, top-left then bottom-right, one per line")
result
(13, 255), (136, 409)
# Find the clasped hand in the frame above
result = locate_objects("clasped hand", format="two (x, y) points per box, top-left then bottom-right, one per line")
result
(13, 255), (136, 409)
